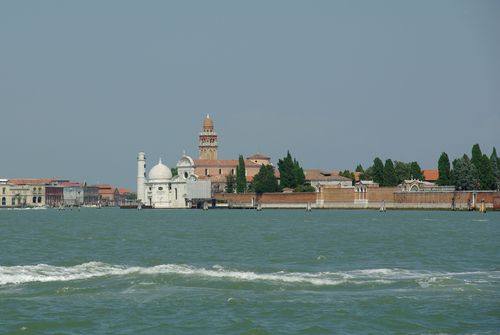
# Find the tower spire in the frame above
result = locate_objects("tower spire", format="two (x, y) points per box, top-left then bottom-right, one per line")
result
(199, 115), (218, 160)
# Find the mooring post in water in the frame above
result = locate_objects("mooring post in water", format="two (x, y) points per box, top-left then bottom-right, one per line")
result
(256, 203), (262, 211)
(306, 202), (311, 212)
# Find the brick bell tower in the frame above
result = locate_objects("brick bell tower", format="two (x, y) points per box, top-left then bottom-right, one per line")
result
(198, 114), (218, 160)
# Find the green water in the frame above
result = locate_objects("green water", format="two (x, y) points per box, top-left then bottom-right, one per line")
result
(0, 208), (499, 334)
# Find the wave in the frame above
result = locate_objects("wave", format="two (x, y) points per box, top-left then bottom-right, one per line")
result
(0, 262), (496, 287)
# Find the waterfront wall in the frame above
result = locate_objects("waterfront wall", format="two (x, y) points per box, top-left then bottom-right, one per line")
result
(215, 187), (500, 210)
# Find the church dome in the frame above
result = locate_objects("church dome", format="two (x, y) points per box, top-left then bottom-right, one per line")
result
(148, 158), (172, 180)
(203, 114), (213, 130)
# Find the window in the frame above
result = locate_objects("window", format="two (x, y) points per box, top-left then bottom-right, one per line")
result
(2, 187), (5, 194)
(37, 196), (42, 203)
(11, 198), (15, 206)
(158, 187), (163, 191)
(231, 169), (234, 175)
(205, 169), (208, 176)
(1, 197), (5, 206)
(219, 169), (222, 175)
(168, 183), (172, 191)
(175, 188), (177, 200)
(184, 172), (188, 178)
(33, 196), (37, 203)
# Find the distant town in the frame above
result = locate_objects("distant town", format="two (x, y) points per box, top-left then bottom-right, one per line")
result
(1, 115), (499, 210)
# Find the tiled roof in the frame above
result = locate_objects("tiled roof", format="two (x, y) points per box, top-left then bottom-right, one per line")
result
(246, 153), (271, 160)
(99, 189), (116, 195)
(8, 178), (55, 185)
(117, 188), (131, 194)
(422, 169), (439, 181)
(194, 159), (261, 168)
(304, 169), (351, 181)
(95, 184), (113, 189)
(199, 175), (254, 183)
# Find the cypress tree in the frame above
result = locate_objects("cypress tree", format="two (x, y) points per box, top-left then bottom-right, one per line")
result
(278, 151), (295, 189)
(480, 154), (495, 190)
(253, 165), (279, 194)
(225, 174), (236, 193)
(293, 159), (306, 187)
(355, 164), (364, 173)
(236, 155), (246, 193)
(409, 161), (423, 180)
(383, 159), (398, 186)
(394, 161), (410, 184)
(437, 152), (451, 186)
(471, 144), (483, 169)
(491, 147), (500, 190)
(372, 157), (384, 184)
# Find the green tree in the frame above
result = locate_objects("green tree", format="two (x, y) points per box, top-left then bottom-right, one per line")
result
(295, 183), (316, 192)
(236, 155), (246, 193)
(479, 154), (495, 190)
(409, 161), (423, 180)
(225, 174), (236, 193)
(437, 152), (451, 186)
(171, 167), (178, 177)
(471, 144), (482, 168)
(278, 151), (295, 189)
(355, 164), (364, 173)
(383, 159), (398, 186)
(451, 154), (479, 190)
(372, 157), (384, 184)
(491, 147), (500, 190)
(253, 165), (279, 194)
(394, 161), (410, 184)
(293, 158), (306, 187)
(360, 166), (373, 181)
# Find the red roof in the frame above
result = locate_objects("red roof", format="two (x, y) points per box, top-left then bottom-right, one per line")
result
(95, 184), (113, 190)
(117, 188), (131, 194)
(422, 169), (439, 181)
(99, 189), (116, 195)
(8, 178), (54, 185)
(194, 159), (261, 168)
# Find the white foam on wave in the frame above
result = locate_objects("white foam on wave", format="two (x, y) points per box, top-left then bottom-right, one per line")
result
(0, 262), (497, 287)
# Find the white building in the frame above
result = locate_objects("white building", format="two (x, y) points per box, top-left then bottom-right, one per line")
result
(137, 152), (211, 208)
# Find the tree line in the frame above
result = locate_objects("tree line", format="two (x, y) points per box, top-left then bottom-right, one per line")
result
(225, 143), (500, 193)
(225, 151), (314, 194)
(437, 144), (499, 190)
(353, 159), (423, 187)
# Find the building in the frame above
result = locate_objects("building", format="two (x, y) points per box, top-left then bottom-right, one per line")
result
(83, 185), (100, 206)
(194, 115), (271, 193)
(422, 170), (439, 182)
(96, 185), (116, 206)
(304, 169), (353, 191)
(246, 153), (271, 166)
(45, 186), (64, 207)
(400, 179), (455, 192)
(2, 178), (52, 207)
(137, 152), (211, 208)
(199, 114), (218, 160)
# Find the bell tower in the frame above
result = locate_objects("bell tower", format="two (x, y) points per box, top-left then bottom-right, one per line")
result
(198, 114), (218, 160)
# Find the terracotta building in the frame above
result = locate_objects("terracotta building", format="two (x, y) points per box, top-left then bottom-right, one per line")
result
(194, 115), (272, 193)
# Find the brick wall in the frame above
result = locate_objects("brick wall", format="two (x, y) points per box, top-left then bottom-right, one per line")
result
(319, 187), (354, 202)
(367, 187), (398, 202)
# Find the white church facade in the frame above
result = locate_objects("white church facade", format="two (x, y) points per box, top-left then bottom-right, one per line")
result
(137, 152), (211, 208)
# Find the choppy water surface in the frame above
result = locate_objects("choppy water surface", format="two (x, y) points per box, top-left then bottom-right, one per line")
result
(0, 209), (499, 334)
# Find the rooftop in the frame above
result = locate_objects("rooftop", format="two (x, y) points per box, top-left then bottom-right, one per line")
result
(304, 170), (351, 181)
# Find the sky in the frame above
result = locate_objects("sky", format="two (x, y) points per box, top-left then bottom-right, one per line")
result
(1, 0), (499, 190)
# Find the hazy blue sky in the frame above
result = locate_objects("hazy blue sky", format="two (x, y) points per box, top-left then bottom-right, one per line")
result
(1, 0), (499, 189)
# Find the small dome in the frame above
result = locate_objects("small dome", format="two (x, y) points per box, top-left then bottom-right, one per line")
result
(148, 158), (172, 180)
(203, 114), (213, 130)
(176, 154), (195, 167)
